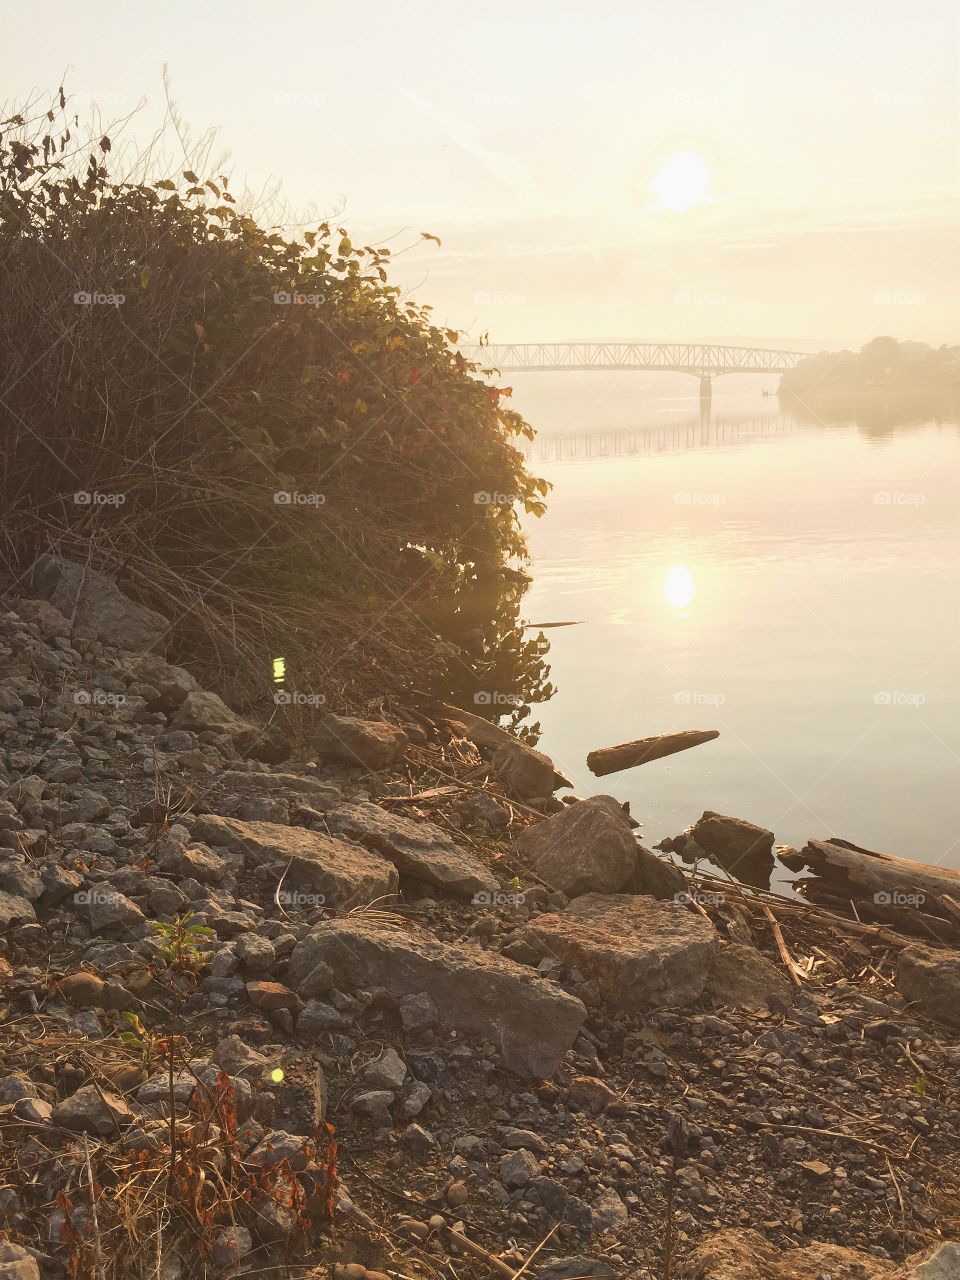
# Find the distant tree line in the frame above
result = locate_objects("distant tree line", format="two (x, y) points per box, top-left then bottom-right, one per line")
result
(780, 337), (960, 399)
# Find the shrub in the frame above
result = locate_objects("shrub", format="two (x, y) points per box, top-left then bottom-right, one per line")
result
(0, 87), (550, 714)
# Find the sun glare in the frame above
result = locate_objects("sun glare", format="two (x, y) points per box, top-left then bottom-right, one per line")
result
(663, 565), (696, 609)
(649, 151), (712, 212)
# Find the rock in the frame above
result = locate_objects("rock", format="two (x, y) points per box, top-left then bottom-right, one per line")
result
(688, 811), (775, 872)
(58, 971), (105, 1007)
(235, 933), (276, 972)
(896, 946), (960, 1025)
(248, 1130), (312, 1170)
(539, 1260), (615, 1280)
(14, 598), (72, 638)
(399, 992), (439, 1031)
(123, 652), (199, 710)
(289, 918), (586, 1078)
(172, 690), (255, 739)
(53, 1084), (134, 1135)
(0, 890), (35, 929)
(897, 1244), (960, 1279)
(0, 1242), (40, 1280)
(216, 769), (341, 809)
(433, 700), (568, 799)
(498, 1126), (549, 1157)
(298, 1000), (352, 1034)
(192, 814), (398, 912)
(513, 796), (640, 897)
(527, 1176), (592, 1230)
(500, 1148), (540, 1187)
(213, 1035), (273, 1078)
(157, 837), (227, 884)
(686, 1229), (896, 1279)
(326, 801), (498, 897)
(401, 1123), (438, 1156)
(85, 883), (145, 933)
(311, 714), (407, 771)
(591, 1187), (628, 1233)
(624, 843), (687, 899)
(520, 893), (717, 1010)
(705, 942), (795, 1012)
(567, 1074), (617, 1114)
(362, 1047), (407, 1091)
(210, 1226), (252, 1269)
(246, 980), (298, 1012)
(28, 554), (170, 652)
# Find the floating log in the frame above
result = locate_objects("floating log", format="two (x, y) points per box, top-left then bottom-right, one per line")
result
(586, 729), (719, 777)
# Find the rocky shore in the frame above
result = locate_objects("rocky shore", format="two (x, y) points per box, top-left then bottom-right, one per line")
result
(1, 560), (959, 1280)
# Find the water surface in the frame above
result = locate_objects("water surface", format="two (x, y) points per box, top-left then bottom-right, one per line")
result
(514, 376), (960, 874)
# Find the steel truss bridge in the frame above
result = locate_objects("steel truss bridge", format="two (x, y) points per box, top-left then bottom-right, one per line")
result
(462, 341), (808, 387)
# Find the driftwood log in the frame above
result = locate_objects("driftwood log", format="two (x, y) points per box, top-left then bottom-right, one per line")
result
(587, 729), (719, 777)
(780, 837), (960, 943)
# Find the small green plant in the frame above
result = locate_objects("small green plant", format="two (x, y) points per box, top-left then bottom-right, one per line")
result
(149, 914), (216, 1192)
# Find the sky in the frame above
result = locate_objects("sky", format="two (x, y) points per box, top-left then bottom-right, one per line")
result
(2, 0), (958, 347)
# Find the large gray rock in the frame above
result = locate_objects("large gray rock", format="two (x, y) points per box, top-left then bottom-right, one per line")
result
(520, 893), (717, 1010)
(287, 919), (586, 1078)
(895, 945), (960, 1025)
(191, 814), (398, 912)
(514, 797), (673, 898)
(173, 690), (255, 739)
(326, 801), (498, 897)
(28, 554), (169, 653)
(311, 714), (407, 770)
(688, 811), (775, 871)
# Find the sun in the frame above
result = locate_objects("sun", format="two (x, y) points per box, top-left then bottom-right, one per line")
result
(649, 151), (712, 212)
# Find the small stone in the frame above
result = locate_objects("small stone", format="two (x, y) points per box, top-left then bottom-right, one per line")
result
(53, 1084), (134, 1135)
(246, 980), (297, 1012)
(500, 1148), (540, 1188)
(445, 1179), (469, 1208)
(210, 1225), (252, 1269)
(57, 971), (105, 1007)
(362, 1047), (407, 1091)
(401, 1123), (438, 1156)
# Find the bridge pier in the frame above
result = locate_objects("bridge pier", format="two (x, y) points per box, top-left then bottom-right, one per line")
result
(699, 373), (712, 401)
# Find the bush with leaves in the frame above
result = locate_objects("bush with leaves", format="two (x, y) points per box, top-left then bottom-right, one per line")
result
(0, 87), (551, 713)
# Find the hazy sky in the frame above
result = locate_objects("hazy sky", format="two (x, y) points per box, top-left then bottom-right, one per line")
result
(3, 0), (958, 346)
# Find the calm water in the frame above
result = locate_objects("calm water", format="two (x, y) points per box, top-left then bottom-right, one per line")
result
(514, 375), (960, 874)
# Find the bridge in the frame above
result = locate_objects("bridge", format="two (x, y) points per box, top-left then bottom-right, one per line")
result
(462, 341), (809, 393)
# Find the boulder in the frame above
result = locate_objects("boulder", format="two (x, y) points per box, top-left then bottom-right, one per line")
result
(520, 893), (717, 1010)
(688, 811), (775, 870)
(28, 554), (169, 653)
(287, 919), (586, 1077)
(172, 690), (256, 739)
(311, 714), (407, 770)
(514, 797), (671, 898)
(895, 945), (960, 1025)
(326, 801), (498, 897)
(191, 814), (398, 912)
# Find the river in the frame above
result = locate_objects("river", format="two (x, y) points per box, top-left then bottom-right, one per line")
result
(512, 372), (960, 878)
